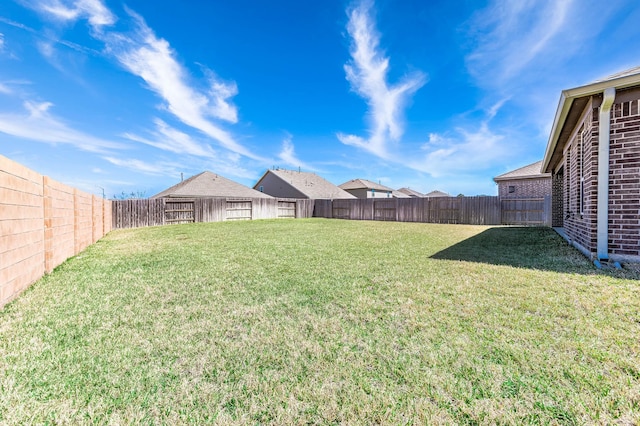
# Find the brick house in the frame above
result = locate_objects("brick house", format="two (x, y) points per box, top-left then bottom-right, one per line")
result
(542, 68), (640, 263)
(493, 161), (551, 200)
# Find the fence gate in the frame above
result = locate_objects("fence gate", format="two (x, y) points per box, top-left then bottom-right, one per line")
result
(226, 200), (252, 220)
(277, 201), (296, 218)
(164, 199), (195, 224)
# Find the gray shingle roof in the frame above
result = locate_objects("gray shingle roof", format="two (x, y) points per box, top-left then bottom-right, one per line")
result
(397, 187), (424, 197)
(261, 169), (355, 199)
(339, 178), (393, 191)
(592, 66), (640, 83)
(151, 171), (272, 199)
(423, 190), (450, 198)
(493, 161), (550, 182)
(339, 178), (411, 198)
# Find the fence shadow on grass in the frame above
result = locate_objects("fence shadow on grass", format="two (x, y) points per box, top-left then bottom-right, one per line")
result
(430, 227), (639, 278)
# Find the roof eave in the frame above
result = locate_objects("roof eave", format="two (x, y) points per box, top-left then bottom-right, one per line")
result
(542, 72), (640, 173)
(493, 173), (551, 183)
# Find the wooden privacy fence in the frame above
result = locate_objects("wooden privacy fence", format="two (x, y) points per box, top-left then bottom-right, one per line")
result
(501, 197), (552, 226)
(1, 155), (112, 308)
(313, 196), (551, 226)
(113, 197), (315, 229)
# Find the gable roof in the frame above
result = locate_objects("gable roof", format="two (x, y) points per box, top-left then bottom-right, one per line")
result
(423, 190), (450, 198)
(151, 171), (272, 199)
(339, 179), (411, 198)
(397, 187), (424, 197)
(493, 161), (550, 182)
(543, 67), (640, 172)
(339, 178), (393, 191)
(255, 169), (355, 199)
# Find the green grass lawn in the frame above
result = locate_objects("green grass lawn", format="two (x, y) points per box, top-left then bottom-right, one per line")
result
(1, 219), (639, 424)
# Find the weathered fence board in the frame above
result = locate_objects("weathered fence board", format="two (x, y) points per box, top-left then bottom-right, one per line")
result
(461, 196), (501, 225)
(374, 199), (397, 221)
(313, 199), (333, 218)
(165, 199), (195, 224)
(252, 198), (278, 220)
(501, 197), (551, 226)
(113, 195), (549, 229)
(113, 197), (316, 229)
(195, 198), (226, 223)
(226, 200), (252, 221)
(277, 201), (296, 218)
(296, 199), (315, 219)
(312, 196), (529, 226)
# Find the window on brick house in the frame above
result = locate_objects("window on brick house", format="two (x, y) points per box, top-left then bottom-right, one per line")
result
(508, 185), (515, 194)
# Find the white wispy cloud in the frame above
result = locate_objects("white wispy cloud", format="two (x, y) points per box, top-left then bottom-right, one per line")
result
(102, 9), (259, 160)
(412, 122), (508, 178)
(0, 100), (124, 153)
(203, 68), (239, 123)
(122, 118), (217, 158)
(29, 0), (116, 29)
(337, 0), (426, 158)
(15, 1), (260, 161)
(102, 156), (181, 176)
(465, 0), (574, 86)
(278, 135), (315, 171)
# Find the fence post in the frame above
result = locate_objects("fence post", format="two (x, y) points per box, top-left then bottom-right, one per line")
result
(43, 176), (52, 273)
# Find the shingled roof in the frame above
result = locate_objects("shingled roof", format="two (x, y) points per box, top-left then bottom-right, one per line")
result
(339, 178), (410, 198)
(423, 190), (450, 198)
(254, 169), (355, 199)
(493, 161), (549, 182)
(397, 187), (424, 197)
(151, 171), (272, 199)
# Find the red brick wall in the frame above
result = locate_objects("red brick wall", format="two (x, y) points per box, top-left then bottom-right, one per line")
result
(560, 93), (640, 260)
(552, 171), (564, 227)
(497, 177), (551, 199)
(562, 101), (598, 254)
(609, 98), (640, 258)
(1, 155), (113, 308)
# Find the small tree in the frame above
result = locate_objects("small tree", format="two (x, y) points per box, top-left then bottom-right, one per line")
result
(113, 190), (146, 200)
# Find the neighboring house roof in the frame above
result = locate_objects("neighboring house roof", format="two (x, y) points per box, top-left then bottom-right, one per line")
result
(493, 161), (550, 182)
(254, 169), (355, 199)
(424, 190), (450, 198)
(339, 178), (393, 191)
(397, 187), (424, 197)
(151, 171), (272, 199)
(339, 178), (410, 198)
(542, 67), (640, 172)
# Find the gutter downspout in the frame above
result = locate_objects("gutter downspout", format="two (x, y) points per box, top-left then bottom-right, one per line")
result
(597, 88), (616, 261)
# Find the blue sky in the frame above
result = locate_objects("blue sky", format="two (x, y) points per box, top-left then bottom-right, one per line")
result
(2, 0), (640, 198)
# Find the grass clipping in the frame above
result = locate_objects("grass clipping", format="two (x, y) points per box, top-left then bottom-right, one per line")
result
(1, 219), (639, 424)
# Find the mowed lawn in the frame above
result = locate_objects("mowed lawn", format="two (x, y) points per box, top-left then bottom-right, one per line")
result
(1, 219), (639, 425)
